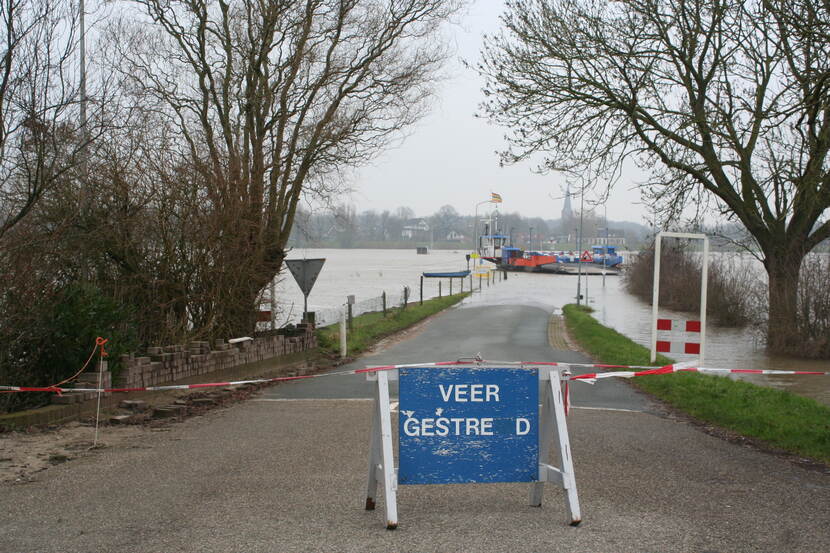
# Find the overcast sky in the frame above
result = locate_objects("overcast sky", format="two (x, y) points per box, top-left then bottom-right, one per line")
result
(347, 1), (652, 225)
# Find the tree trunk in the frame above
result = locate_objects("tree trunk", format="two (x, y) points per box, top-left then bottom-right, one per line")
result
(764, 248), (805, 354)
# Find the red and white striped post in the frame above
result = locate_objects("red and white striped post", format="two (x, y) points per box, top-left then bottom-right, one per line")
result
(655, 319), (701, 356)
(650, 231), (708, 364)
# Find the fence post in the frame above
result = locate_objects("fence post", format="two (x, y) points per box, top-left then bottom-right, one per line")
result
(450, 278), (453, 295)
(382, 291), (387, 316)
(340, 308), (347, 358)
(420, 276), (424, 305)
(461, 277), (464, 293)
(403, 286), (408, 309)
(348, 301), (353, 333)
(504, 269), (508, 281)
(439, 280), (442, 298)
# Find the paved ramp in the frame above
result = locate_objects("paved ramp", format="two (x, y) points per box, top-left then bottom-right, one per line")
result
(262, 303), (655, 413)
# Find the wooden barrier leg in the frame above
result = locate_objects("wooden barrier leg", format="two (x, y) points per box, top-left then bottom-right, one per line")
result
(530, 370), (581, 526)
(365, 383), (382, 511)
(377, 371), (398, 529)
(530, 377), (553, 507)
(550, 373), (581, 525)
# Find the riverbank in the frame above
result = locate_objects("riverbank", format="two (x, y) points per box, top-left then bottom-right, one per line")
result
(562, 304), (830, 466)
(316, 292), (470, 357)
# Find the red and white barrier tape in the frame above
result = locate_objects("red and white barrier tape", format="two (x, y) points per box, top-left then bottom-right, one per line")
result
(0, 360), (826, 395)
(0, 361), (468, 395)
(568, 362), (829, 384)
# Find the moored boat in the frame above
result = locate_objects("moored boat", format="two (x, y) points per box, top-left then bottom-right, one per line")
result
(481, 244), (623, 275)
(422, 270), (471, 278)
(472, 216), (622, 275)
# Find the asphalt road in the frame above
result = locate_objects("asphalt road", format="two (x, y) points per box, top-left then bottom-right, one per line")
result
(1, 293), (828, 552)
(261, 302), (653, 413)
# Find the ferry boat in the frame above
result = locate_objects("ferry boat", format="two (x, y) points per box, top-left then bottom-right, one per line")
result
(476, 230), (622, 275)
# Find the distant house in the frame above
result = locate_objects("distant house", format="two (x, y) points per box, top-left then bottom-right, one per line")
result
(402, 219), (430, 240)
(445, 231), (465, 242)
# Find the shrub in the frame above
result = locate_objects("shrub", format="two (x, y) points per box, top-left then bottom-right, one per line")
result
(0, 282), (138, 413)
(623, 240), (759, 327)
(792, 254), (830, 358)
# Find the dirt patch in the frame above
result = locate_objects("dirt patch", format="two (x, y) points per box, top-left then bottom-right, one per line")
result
(0, 380), (294, 484)
(0, 421), (147, 483)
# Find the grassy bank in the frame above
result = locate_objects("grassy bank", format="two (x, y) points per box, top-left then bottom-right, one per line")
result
(563, 304), (830, 464)
(317, 293), (470, 357)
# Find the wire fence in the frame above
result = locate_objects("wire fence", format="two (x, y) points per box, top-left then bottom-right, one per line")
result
(311, 270), (505, 328)
(259, 269), (505, 332)
(313, 288), (410, 328)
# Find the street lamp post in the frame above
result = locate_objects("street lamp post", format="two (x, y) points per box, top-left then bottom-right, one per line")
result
(602, 204), (609, 287)
(473, 200), (491, 255)
(529, 227), (534, 251)
(576, 192), (585, 305)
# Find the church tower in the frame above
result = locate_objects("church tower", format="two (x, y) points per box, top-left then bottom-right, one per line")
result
(562, 185), (574, 222)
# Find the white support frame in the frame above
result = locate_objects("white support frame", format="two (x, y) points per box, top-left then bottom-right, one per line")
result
(650, 231), (709, 364)
(365, 370), (398, 529)
(364, 365), (581, 529)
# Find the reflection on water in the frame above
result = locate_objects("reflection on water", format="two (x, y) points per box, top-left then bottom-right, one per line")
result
(276, 249), (829, 405)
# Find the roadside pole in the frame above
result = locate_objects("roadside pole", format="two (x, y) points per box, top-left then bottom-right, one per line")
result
(340, 308), (347, 358)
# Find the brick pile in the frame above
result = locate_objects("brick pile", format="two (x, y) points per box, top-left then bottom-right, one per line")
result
(52, 370), (113, 404)
(116, 325), (317, 389)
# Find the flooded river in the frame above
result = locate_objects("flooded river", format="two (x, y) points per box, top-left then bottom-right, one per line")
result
(275, 248), (830, 405)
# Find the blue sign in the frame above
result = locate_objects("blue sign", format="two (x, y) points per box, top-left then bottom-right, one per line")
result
(398, 367), (539, 485)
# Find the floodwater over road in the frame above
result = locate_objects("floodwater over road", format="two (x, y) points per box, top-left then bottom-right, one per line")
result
(276, 248), (830, 405)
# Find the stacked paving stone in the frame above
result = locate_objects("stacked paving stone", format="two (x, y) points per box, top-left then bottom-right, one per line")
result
(52, 369), (112, 404)
(117, 325), (317, 390)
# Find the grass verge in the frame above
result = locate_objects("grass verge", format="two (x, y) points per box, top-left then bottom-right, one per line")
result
(563, 303), (830, 464)
(317, 293), (470, 357)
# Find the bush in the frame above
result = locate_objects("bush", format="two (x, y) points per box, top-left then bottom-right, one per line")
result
(623, 241), (759, 326)
(793, 254), (830, 358)
(0, 282), (138, 413)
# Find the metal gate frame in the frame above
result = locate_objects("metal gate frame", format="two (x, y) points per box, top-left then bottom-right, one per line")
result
(650, 231), (709, 364)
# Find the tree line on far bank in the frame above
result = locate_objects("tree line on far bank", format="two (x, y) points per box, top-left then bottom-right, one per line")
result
(289, 204), (652, 249)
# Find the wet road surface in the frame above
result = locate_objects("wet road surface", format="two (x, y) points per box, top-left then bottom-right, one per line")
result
(262, 300), (654, 414)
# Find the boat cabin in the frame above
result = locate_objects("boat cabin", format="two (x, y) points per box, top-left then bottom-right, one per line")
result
(591, 245), (624, 267)
(478, 232), (510, 259)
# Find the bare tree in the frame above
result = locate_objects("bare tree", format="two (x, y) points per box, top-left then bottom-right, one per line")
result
(0, 0), (98, 239)
(430, 204), (461, 240)
(107, 0), (462, 336)
(479, 0), (830, 353)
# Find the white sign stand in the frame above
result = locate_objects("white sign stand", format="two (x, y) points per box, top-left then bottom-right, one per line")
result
(365, 370), (399, 529)
(364, 365), (581, 530)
